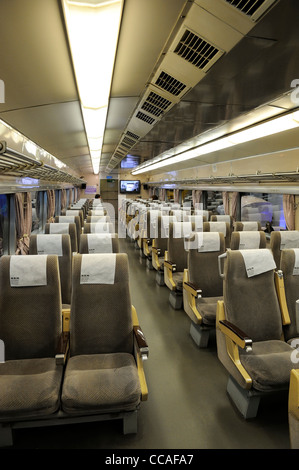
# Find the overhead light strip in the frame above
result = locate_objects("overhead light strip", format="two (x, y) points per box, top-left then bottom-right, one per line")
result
(132, 110), (299, 175)
(62, 0), (123, 175)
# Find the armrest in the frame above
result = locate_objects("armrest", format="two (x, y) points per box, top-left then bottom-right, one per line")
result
(219, 320), (252, 352)
(55, 332), (70, 365)
(164, 260), (176, 272)
(274, 270), (291, 325)
(183, 281), (202, 299)
(133, 326), (149, 361)
(152, 246), (161, 256)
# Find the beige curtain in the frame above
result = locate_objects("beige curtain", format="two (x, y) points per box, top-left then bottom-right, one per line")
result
(222, 191), (229, 215)
(173, 189), (180, 203)
(192, 190), (202, 209)
(61, 189), (67, 211)
(69, 188), (73, 206)
(230, 192), (239, 220)
(15, 192), (32, 255)
(159, 188), (166, 201)
(47, 189), (56, 223)
(283, 194), (296, 230)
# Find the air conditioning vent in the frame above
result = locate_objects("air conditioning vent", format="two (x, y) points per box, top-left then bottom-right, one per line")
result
(126, 130), (140, 141)
(141, 91), (173, 117)
(120, 136), (136, 149)
(174, 29), (220, 70)
(155, 71), (187, 97)
(136, 111), (155, 125)
(224, 0), (276, 18)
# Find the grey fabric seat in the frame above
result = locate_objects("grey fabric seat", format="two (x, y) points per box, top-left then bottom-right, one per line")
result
(29, 234), (72, 306)
(270, 230), (299, 268)
(164, 221), (195, 309)
(79, 233), (119, 253)
(230, 231), (266, 250)
(61, 253), (147, 433)
(55, 215), (81, 252)
(183, 231), (225, 347)
(216, 249), (299, 418)
(45, 222), (78, 253)
(203, 221), (231, 249)
(83, 222), (114, 234)
(0, 255), (65, 446)
(280, 249), (299, 344)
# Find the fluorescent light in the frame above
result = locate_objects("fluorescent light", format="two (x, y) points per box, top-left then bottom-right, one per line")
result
(62, 0), (123, 174)
(132, 110), (299, 175)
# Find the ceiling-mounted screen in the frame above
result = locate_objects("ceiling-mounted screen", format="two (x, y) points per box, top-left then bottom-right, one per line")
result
(120, 155), (140, 169)
(119, 180), (141, 194)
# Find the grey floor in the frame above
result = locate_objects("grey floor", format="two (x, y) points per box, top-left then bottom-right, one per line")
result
(11, 236), (291, 450)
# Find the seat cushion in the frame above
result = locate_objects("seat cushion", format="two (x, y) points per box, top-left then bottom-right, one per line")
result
(61, 353), (141, 415)
(240, 340), (299, 392)
(172, 272), (183, 291)
(196, 296), (223, 326)
(0, 358), (63, 420)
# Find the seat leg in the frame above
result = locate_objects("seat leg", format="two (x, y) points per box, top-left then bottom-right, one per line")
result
(155, 270), (165, 286)
(190, 323), (210, 348)
(169, 291), (183, 310)
(0, 425), (13, 447)
(227, 376), (261, 419)
(146, 258), (153, 270)
(123, 411), (138, 434)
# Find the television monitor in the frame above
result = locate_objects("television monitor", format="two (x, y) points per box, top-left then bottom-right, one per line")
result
(119, 180), (141, 194)
(120, 155), (140, 169)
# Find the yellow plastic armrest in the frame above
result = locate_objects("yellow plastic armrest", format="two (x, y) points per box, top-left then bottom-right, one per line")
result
(275, 270), (291, 325)
(62, 307), (71, 333)
(183, 281), (202, 298)
(289, 369), (299, 421)
(55, 332), (70, 365)
(219, 319), (252, 352)
(164, 260), (176, 272)
(132, 306), (149, 401)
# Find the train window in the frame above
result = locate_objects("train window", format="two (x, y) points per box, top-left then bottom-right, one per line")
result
(241, 193), (286, 230)
(0, 194), (9, 257)
(206, 191), (224, 214)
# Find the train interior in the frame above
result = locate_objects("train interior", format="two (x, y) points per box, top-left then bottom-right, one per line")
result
(0, 0), (299, 451)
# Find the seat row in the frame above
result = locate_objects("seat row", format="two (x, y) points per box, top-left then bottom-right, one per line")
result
(124, 208), (299, 447)
(0, 252), (148, 447)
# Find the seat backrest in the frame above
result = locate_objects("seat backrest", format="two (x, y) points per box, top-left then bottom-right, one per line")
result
(270, 231), (299, 268)
(223, 249), (282, 342)
(55, 215), (81, 249)
(79, 233), (119, 253)
(186, 231), (225, 297)
(203, 221), (231, 248)
(66, 209), (84, 227)
(29, 234), (72, 304)
(230, 231), (266, 250)
(70, 253), (133, 357)
(83, 222), (114, 233)
(0, 255), (62, 360)
(234, 221), (262, 231)
(86, 215), (110, 223)
(45, 222), (77, 253)
(210, 214), (233, 227)
(168, 221), (195, 272)
(280, 248), (299, 342)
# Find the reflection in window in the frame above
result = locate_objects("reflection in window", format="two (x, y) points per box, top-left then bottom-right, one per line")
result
(241, 193), (286, 230)
(207, 191), (223, 215)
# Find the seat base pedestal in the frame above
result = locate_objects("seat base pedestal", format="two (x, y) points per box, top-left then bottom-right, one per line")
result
(155, 270), (165, 286)
(169, 291), (183, 310)
(190, 322), (211, 348)
(227, 376), (261, 419)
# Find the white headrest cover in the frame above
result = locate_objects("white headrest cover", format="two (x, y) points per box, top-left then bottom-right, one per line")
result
(189, 232), (220, 252)
(209, 222), (227, 235)
(292, 248), (299, 275)
(80, 254), (116, 284)
(87, 233), (113, 253)
(240, 249), (276, 278)
(10, 255), (47, 287)
(37, 234), (63, 256)
(49, 223), (69, 234)
(280, 231), (299, 249)
(238, 231), (261, 249)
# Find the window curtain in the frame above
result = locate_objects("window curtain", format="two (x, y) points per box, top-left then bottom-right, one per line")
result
(61, 189), (67, 211)
(47, 189), (56, 223)
(173, 189), (180, 203)
(283, 194), (295, 230)
(230, 192), (239, 221)
(192, 190), (202, 210)
(15, 192), (32, 255)
(222, 191), (229, 215)
(159, 188), (166, 201)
